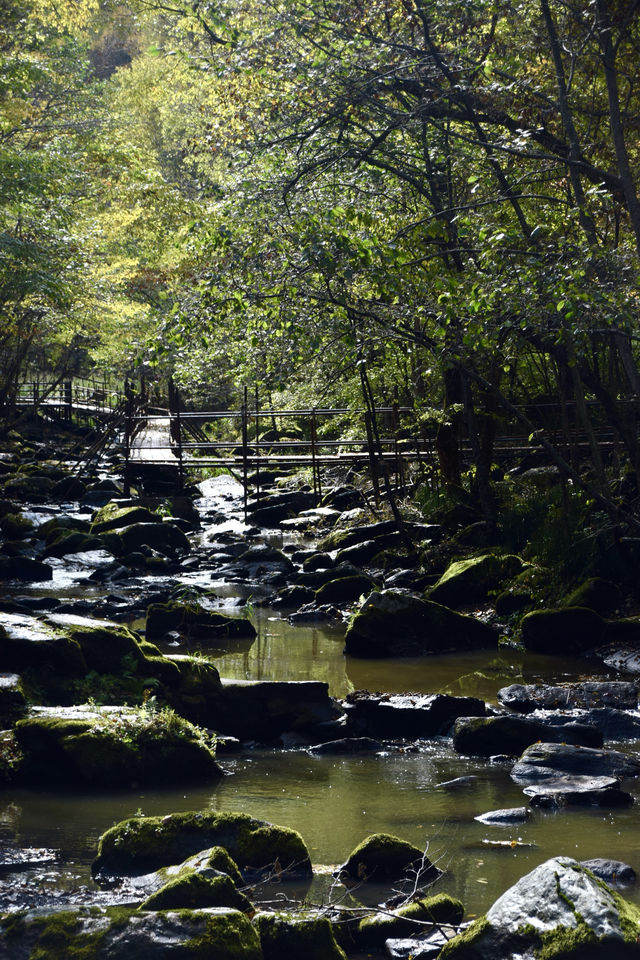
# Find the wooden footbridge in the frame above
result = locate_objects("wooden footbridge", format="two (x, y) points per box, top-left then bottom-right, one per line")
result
(15, 375), (638, 504)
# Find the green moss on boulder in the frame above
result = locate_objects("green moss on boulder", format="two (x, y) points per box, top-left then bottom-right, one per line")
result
(255, 912), (346, 960)
(90, 501), (159, 534)
(93, 810), (312, 881)
(14, 706), (222, 786)
(521, 607), (605, 655)
(141, 871), (253, 912)
(564, 579), (622, 617)
(337, 833), (435, 884)
(429, 554), (523, 607)
(440, 857), (640, 959)
(146, 602), (256, 644)
(314, 575), (374, 605)
(356, 893), (465, 948)
(344, 589), (496, 657)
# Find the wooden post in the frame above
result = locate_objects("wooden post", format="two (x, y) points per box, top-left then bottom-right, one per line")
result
(311, 409), (321, 500)
(242, 386), (249, 521)
(255, 384), (260, 505)
(124, 378), (132, 497)
(175, 385), (184, 492)
(364, 410), (381, 505)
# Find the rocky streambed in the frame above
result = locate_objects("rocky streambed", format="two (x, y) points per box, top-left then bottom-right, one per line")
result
(3, 430), (640, 957)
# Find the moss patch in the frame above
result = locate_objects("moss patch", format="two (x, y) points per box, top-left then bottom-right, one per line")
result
(93, 810), (312, 880)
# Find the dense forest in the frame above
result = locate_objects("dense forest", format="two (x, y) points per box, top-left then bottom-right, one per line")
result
(3, 0), (640, 532)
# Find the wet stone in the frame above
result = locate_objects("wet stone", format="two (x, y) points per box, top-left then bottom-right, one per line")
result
(474, 807), (530, 826)
(498, 681), (638, 713)
(511, 741), (640, 783)
(523, 775), (633, 808)
(346, 691), (486, 740)
(580, 859), (636, 885)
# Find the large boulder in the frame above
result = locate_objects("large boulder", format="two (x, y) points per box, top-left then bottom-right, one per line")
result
(344, 691), (485, 739)
(497, 682), (638, 714)
(13, 705), (223, 786)
(521, 607), (605, 655)
(511, 741), (640, 783)
(146, 601), (256, 645)
(523, 775), (633, 808)
(429, 554), (523, 608)
(336, 833), (438, 885)
(212, 679), (342, 741)
(255, 912), (346, 960)
(0, 906), (262, 960)
(344, 590), (496, 658)
(103, 521), (190, 557)
(90, 500), (159, 534)
(564, 578), (622, 616)
(355, 894), (464, 949)
(92, 810), (312, 881)
(439, 857), (640, 959)
(0, 556), (52, 582)
(453, 716), (602, 757)
(314, 575), (375, 605)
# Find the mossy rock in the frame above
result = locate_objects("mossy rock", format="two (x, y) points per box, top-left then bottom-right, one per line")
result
(90, 501), (159, 534)
(3, 474), (55, 500)
(564, 579), (622, 617)
(429, 554), (523, 608)
(14, 707), (222, 787)
(102, 521), (191, 557)
(146, 601), (256, 644)
(344, 589), (496, 658)
(356, 893), (465, 948)
(255, 912), (346, 960)
(495, 588), (534, 616)
(1, 905), (262, 959)
(521, 607), (605, 655)
(0, 613), (87, 680)
(440, 857), (640, 959)
(0, 556), (53, 582)
(141, 871), (253, 912)
(46, 615), (182, 687)
(0, 512), (34, 539)
(337, 833), (436, 884)
(93, 810), (312, 881)
(43, 531), (104, 558)
(169, 654), (223, 724)
(314, 575), (374, 605)
(0, 673), (27, 726)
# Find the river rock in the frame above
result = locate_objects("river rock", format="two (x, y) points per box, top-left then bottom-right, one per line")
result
(439, 856), (640, 958)
(213, 678), (342, 741)
(0, 673), (27, 726)
(355, 893), (464, 949)
(520, 607), (605, 655)
(145, 600), (256, 644)
(315, 574), (375, 604)
(474, 807), (530, 825)
(321, 519), (439, 553)
(0, 906), (262, 960)
(429, 554), (523, 608)
(0, 556), (52, 582)
(0, 512), (34, 539)
(14, 704), (223, 786)
(302, 551), (335, 572)
(91, 500), (159, 533)
(519, 707), (640, 742)
(580, 859), (636, 884)
(237, 543), (295, 575)
(453, 716), (602, 757)
(564, 578), (622, 616)
(497, 681), (638, 713)
(141, 871), (253, 912)
(344, 590), (496, 658)
(102, 521), (191, 557)
(344, 691), (485, 739)
(523, 775), (633, 808)
(92, 810), (312, 881)
(511, 742), (640, 783)
(385, 929), (454, 959)
(336, 833), (439, 885)
(43, 531), (104, 558)
(255, 912), (347, 960)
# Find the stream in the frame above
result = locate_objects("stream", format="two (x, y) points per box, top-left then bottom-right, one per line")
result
(3, 475), (640, 919)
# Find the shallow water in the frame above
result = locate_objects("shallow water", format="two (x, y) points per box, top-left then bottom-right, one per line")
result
(4, 477), (640, 919)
